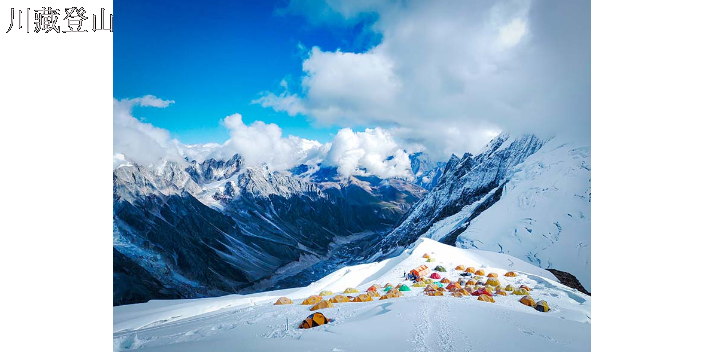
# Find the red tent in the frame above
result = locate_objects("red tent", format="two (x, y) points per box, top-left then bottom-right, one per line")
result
(366, 286), (377, 292)
(471, 287), (493, 296)
(430, 272), (441, 279)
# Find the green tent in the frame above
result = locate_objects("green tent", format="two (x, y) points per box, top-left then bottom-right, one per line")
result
(434, 282), (444, 288)
(384, 285), (393, 292)
(434, 266), (446, 272)
(399, 284), (411, 291)
(426, 258), (436, 262)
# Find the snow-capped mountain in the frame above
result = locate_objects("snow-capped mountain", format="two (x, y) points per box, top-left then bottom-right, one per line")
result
(113, 154), (431, 305)
(367, 133), (591, 291)
(409, 151), (446, 189)
(114, 238), (591, 352)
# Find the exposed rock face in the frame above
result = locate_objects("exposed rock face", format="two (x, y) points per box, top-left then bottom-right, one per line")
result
(547, 269), (590, 296)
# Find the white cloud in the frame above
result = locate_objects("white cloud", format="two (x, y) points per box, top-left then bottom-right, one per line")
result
(114, 97), (413, 179)
(325, 128), (412, 179)
(113, 96), (183, 169)
(259, 0), (590, 159)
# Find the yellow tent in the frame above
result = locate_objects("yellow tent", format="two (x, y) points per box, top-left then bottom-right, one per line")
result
(319, 290), (333, 296)
(519, 295), (536, 307)
(424, 278), (433, 284)
(451, 292), (463, 298)
(413, 282), (426, 287)
(505, 284), (515, 292)
(495, 289), (508, 296)
(504, 271), (517, 277)
(301, 295), (323, 305)
(513, 288), (530, 295)
(485, 277), (501, 287)
(487, 272), (498, 278)
(343, 287), (360, 294)
(466, 279), (477, 286)
(310, 300), (334, 311)
(535, 300), (550, 312)
(379, 290), (403, 300)
(274, 297), (293, 305)
(368, 290), (381, 298)
(458, 288), (470, 296)
(426, 258), (436, 262)
(519, 285), (532, 291)
(422, 253), (431, 259)
(426, 290), (444, 296)
(328, 295), (350, 303)
(465, 267), (476, 274)
(353, 293), (373, 302)
(477, 294), (495, 303)
(455, 265), (466, 271)
(299, 312), (328, 329)
(474, 269), (486, 276)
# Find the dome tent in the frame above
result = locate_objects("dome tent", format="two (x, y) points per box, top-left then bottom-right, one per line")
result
(535, 300), (550, 312)
(299, 312), (329, 329)
(434, 266), (447, 272)
(520, 295), (536, 307)
(310, 300), (334, 311)
(274, 297), (293, 305)
(302, 295), (323, 305)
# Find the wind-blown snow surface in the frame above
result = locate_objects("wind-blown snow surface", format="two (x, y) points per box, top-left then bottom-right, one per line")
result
(114, 239), (590, 352)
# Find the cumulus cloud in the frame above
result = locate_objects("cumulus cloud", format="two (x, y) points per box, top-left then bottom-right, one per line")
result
(113, 96), (183, 169)
(114, 96), (413, 179)
(325, 128), (412, 178)
(259, 0), (590, 159)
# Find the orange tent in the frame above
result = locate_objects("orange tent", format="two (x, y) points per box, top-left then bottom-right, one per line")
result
(422, 253), (431, 259)
(504, 271), (517, 277)
(299, 312), (328, 329)
(426, 290), (444, 296)
(465, 267), (476, 274)
(440, 277), (451, 284)
(466, 279), (477, 286)
(487, 272), (498, 278)
(477, 294), (495, 303)
(368, 290), (380, 298)
(446, 282), (462, 291)
(310, 300), (334, 311)
(458, 288), (470, 296)
(410, 264), (430, 278)
(451, 292), (464, 298)
(519, 285), (532, 291)
(274, 297), (293, 305)
(455, 265), (466, 271)
(353, 293), (373, 302)
(328, 295), (350, 303)
(474, 269), (486, 276)
(301, 295), (323, 305)
(520, 295), (536, 307)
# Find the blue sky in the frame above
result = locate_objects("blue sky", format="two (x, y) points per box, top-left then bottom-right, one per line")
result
(114, 0), (589, 171)
(114, 0), (377, 145)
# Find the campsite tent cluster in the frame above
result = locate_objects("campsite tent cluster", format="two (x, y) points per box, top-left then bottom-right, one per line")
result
(279, 253), (551, 329)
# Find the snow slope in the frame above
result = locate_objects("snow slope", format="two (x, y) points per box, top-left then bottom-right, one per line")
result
(455, 138), (591, 290)
(114, 238), (591, 352)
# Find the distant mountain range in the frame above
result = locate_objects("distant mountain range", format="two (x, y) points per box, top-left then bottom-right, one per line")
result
(113, 134), (591, 306)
